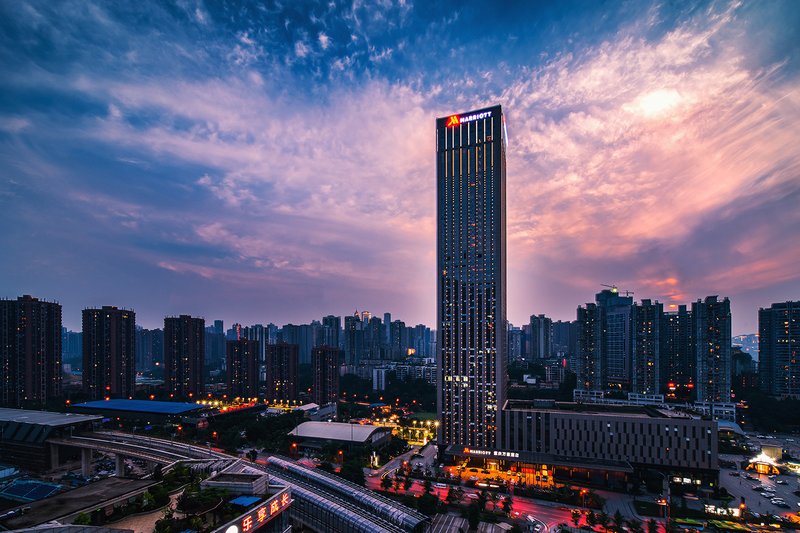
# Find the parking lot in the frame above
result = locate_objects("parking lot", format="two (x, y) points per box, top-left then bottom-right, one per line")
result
(719, 432), (800, 518)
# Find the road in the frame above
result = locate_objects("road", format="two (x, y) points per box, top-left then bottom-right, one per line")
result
(364, 475), (575, 529)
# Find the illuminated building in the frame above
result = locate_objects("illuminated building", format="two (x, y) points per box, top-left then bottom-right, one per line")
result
(227, 339), (259, 398)
(759, 300), (800, 398)
(0, 295), (62, 407)
(442, 399), (719, 490)
(265, 342), (298, 402)
(312, 345), (340, 405)
(436, 105), (507, 449)
(82, 306), (136, 400)
(631, 299), (663, 394)
(661, 305), (694, 400)
(164, 314), (205, 398)
(693, 296), (731, 403)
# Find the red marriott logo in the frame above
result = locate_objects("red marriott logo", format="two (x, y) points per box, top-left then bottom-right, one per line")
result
(446, 115), (460, 127)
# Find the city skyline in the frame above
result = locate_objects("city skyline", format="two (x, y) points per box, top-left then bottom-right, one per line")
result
(2, 1), (799, 334)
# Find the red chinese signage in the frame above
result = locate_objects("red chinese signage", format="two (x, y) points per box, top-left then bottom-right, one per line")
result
(218, 488), (291, 533)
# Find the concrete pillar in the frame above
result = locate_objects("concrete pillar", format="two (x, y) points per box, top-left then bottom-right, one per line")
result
(81, 448), (92, 477)
(49, 444), (59, 470)
(115, 455), (125, 477)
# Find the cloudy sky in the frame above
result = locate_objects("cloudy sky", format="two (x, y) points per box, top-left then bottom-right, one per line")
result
(1, 0), (798, 333)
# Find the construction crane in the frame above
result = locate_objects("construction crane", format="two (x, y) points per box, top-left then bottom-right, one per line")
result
(600, 284), (635, 297)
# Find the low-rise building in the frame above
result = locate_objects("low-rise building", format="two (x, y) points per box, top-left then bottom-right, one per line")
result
(288, 421), (392, 453)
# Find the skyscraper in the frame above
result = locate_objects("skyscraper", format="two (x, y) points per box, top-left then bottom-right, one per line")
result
(631, 299), (662, 394)
(265, 342), (298, 402)
(529, 314), (553, 359)
(661, 304), (694, 400)
(437, 105), (507, 449)
(312, 345), (341, 405)
(0, 295), (62, 407)
(164, 315), (205, 398)
(227, 338), (259, 398)
(693, 296), (732, 403)
(83, 306), (136, 400)
(758, 301), (800, 398)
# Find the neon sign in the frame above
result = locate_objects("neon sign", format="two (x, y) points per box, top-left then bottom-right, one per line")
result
(445, 110), (492, 127)
(219, 488), (291, 533)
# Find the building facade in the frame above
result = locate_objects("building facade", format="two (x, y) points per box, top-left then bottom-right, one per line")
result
(164, 315), (205, 398)
(759, 301), (800, 398)
(0, 295), (62, 407)
(227, 339), (260, 398)
(82, 306), (136, 400)
(437, 105), (507, 449)
(312, 345), (340, 405)
(529, 314), (552, 359)
(265, 342), (298, 402)
(693, 296), (731, 403)
(631, 299), (662, 395)
(661, 305), (694, 400)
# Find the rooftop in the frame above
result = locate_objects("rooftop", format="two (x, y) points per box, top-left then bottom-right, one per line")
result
(288, 421), (391, 443)
(504, 400), (671, 418)
(72, 399), (207, 415)
(0, 408), (102, 427)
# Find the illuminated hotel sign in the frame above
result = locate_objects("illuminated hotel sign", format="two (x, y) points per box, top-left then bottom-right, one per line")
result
(445, 110), (493, 127)
(463, 447), (519, 459)
(218, 488), (291, 533)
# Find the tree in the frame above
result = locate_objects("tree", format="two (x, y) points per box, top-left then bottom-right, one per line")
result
(381, 475), (393, 491)
(73, 513), (91, 526)
(612, 510), (625, 533)
(403, 476), (413, 491)
(423, 479), (433, 494)
(467, 503), (481, 530)
(246, 449), (258, 462)
(477, 489), (489, 512)
(394, 476), (402, 492)
(597, 511), (610, 533)
(587, 511), (598, 528)
(502, 495), (513, 515)
(646, 519), (659, 533)
(628, 518), (644, 533)
(572, 509), (582, 527)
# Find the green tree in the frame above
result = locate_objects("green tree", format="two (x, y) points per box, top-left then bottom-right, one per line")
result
(246, 449), (258, 462)
(73, 513), (91, 526)
(423, 478), (433, 494)
(467, 503), (481, 530)
(502, 495), (513, 515)
(598, 511), (610, 533)
(612, 510), (625, 533)
(628, 518), (644, 533)
(417, 493), (439, 516)
(587, 511), (598, 528)
(572, 509), (582, 527)
(646, 519), (659, 533)
(403, 476), (413, 491)
(380, 475), (393, 491)
(477, 489), (489, 512)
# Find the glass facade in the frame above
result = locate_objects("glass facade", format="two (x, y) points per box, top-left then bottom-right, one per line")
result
(436, 105), (507, 449)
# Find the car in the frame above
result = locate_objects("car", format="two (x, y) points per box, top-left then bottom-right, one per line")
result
(468, 468), (479, 473)
(729, 471), (740, 476)
(527, 515), (537, 523)
(774, 502), (790, 509)
(761, 492), (772, 498)
(467, 493), (479, 500)
(434, 483), (447, 489)
(535, 526), (542, 532)
(768, 474), (776, 479)
(469, 476), (478, 481)
(776, 480), (787, 485)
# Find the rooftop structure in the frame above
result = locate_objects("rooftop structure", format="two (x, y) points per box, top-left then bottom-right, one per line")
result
(0, 408), (102, 427)
(288, 421), (391, 445)
(71, 399), (206, 415)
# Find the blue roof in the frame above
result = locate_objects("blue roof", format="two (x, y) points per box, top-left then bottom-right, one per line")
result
(230, 496), (261, 507)
(73, 399), (205, 415)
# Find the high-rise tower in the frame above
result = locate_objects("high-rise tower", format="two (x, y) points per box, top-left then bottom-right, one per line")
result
(436, 105), (507, 449)
(83, 306), (136, 400)
(164, 315), (205, 398)
(0, 295), (62, 407)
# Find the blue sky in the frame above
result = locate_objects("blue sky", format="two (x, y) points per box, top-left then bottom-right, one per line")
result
(1, 0), (799, 333)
